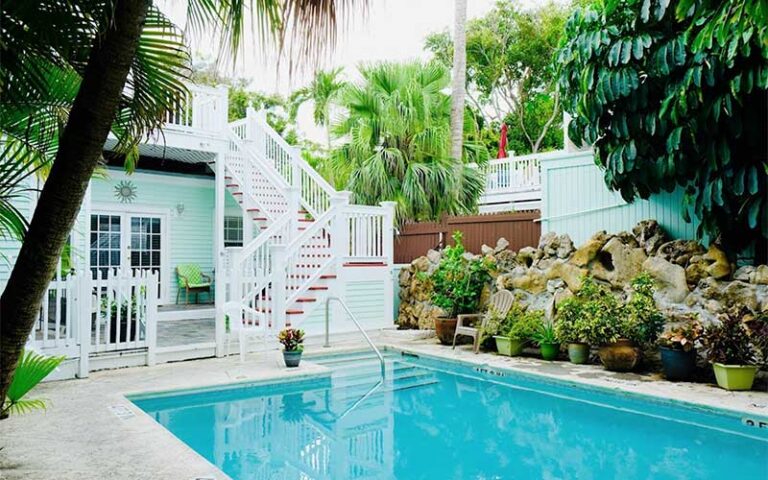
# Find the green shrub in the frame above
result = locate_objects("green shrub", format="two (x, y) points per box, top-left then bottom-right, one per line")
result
(555, 276), (622, 345)
(555, 274), (664, 348)
(430, 231), (495, 318)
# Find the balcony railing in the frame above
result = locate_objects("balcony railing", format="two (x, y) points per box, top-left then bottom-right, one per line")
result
(163, 84), (228, 133)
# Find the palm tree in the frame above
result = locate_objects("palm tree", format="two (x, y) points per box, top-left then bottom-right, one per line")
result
(0, 0), (362, 414)
(330, 61), (487, 225)
(449, 0), (468, 160)
(291, 67), (347, 150)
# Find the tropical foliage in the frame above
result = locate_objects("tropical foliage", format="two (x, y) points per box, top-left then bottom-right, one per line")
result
(0, 0), (358, 412)
(278, 328), (306, 352)
(2, 350), (65, 417)
(425, 1), (570, 154)
(291, 67), (347, 150)
(429, 232), (494, 318)
(557, 0), (768, 250)
(329, 61), (488, 223)
(703, 308), (760, 366)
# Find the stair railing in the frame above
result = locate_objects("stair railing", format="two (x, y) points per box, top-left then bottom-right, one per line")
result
(240, 108), (336, 218)
(323, 296), (386, 380)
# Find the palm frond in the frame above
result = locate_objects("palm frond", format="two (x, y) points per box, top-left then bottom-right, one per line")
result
(3, 349), (65, 416)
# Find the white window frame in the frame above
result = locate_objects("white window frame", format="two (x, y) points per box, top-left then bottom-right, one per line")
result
(224, 215), (243, 247)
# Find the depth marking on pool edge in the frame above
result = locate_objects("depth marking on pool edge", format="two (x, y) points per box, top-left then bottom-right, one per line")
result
(474, 366), (508, 377)
(741, 418), (768, 429)
(109, 404), (135, 420)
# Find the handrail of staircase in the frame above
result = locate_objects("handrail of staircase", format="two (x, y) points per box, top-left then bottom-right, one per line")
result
(223, 161), (275, 223)
(282, 206), (338, 305)
(248, 115), (336, 215)
(323, 296), (386, 380)
(227, 129), (291, 192)
(241, 214), (290, 258)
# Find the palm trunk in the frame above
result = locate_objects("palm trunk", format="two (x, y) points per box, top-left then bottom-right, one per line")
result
(449, 0), (468, 161)
(0, 0), (151, 415)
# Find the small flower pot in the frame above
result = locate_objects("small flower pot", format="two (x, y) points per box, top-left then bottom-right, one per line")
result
(567, 342), (590, 364)
(712, 363), (758, 391)
(434, 317), (458, 345)
(598, 339), (638, 372)
(283, 350), (302, 368)
(495, 336), (526, 357)
(539, 342), (560, 361)
(660, 347), (697, 382)
(494, 336), (512, 356)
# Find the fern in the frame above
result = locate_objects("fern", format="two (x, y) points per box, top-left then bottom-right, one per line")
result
(2, 350), (65, 417)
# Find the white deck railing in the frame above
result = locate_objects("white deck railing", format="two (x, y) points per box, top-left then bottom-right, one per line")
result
(164, 84), (228, 133)
(481, 154), (542, 193)
(26, 269), (158, 377)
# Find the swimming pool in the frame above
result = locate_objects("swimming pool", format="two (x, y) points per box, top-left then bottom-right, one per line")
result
(131, 350), (768, 479)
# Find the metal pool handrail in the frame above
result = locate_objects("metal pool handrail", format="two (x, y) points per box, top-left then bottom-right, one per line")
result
(324, 296), (386, 380)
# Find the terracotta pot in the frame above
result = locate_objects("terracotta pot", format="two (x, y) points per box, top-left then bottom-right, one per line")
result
(567, 342), (590, 364)
(598, 339), (639, 372)
(283, 350), (302, 368)
(434, 317), (458, 345)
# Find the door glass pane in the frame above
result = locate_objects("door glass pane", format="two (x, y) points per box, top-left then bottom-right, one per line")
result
(130, 215), (162, 299)
(90, 214), (121, 278)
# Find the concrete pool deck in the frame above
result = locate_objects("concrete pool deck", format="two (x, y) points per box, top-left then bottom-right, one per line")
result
(1, 330), (766, 480)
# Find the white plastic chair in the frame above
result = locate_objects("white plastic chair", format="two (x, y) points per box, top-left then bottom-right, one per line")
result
(226, 303), (268, 361)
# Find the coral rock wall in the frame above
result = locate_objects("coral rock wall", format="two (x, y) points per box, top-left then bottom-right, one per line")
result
(397, 220), (768, 329)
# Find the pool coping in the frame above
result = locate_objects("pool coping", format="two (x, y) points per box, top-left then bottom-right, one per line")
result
(2, 332), (766, 480)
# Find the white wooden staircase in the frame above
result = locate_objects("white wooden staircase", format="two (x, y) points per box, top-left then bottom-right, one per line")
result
(222, 108), (395, 335)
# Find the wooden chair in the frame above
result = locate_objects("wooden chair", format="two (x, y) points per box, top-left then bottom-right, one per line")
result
(453, 290), (515, 354)
(176, 264), (213, 304)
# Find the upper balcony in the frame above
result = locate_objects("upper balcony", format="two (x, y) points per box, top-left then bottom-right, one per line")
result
(476, 152), (543, 213)
(105, 83), (229, 162)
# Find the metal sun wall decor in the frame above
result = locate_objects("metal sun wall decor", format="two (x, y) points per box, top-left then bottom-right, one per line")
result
(114, 180), (138, 203)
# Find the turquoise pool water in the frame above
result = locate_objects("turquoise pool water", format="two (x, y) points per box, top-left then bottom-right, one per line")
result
(131, 351), (768, 480)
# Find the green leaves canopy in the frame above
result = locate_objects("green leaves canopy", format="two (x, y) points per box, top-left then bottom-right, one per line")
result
(330, 61), (488, 224)
(557, 0), (768, 249)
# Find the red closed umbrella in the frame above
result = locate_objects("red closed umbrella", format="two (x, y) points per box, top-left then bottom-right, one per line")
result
(497, 123), (508, 159)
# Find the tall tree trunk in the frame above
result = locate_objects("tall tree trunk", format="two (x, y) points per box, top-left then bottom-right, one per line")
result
(449, 0), (468, 161)
(0, 0), (150, 415)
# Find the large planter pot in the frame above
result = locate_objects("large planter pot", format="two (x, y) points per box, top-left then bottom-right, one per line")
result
(435, 317), (458, 345)
(567, 342), (590, 364)
(660, 347), (697, 381)
(598, 339), (638, 372)
(495, 336), (526, 356)
(539, 342), (560, 361)
(283, 350), (303, 368)
(712, 363), (758, 391)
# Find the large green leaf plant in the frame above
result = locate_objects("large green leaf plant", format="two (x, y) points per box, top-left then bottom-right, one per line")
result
(557, 0), (768, 250)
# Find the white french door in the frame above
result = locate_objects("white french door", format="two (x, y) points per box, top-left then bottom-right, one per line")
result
(90, 211), (168, 302)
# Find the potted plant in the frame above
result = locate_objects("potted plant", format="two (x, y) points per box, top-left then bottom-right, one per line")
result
(589, 274), (664, 372)
(278, 328), (306, 368)
(533, 320), (559, 361)
(703, 308), (759, 391)
(429, 231), (494, 345)
(658, 316), (703, 381)
(554, 296), (591, 364)
(494, 306), (542, 356)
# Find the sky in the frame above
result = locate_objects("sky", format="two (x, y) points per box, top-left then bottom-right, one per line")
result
(160, 0), (546, 141)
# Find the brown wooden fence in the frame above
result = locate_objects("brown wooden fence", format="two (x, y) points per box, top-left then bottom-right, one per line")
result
(394, 210), (541, 264)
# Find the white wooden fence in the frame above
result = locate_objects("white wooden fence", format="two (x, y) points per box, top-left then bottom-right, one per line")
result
(27, 269), (159, 378)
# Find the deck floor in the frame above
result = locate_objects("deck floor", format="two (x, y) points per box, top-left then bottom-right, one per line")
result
(157, 317), (215, 347)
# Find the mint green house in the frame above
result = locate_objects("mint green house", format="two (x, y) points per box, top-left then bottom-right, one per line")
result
(6, 84), (395, 379)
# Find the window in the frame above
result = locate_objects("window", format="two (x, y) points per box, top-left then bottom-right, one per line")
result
(224, 216), (243, 247)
